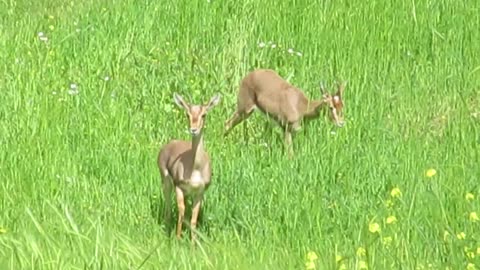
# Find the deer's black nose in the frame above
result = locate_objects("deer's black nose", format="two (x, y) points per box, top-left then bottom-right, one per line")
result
(190, 128), (199, 135)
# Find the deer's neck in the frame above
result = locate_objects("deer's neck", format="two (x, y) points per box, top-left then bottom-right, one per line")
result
(191, 133), (205, 169)
(303, 99), (326, 118)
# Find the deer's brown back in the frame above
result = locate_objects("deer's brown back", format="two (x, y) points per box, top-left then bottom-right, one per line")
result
(244, 69), (309, 124)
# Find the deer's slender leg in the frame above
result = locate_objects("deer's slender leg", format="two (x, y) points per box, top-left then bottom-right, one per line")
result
(162, 175), (173, 228)
(291, 121), (301, 132)
(242, 116), (248, 144)
(225, 105), (255, 139)
(284, 126), (294, 158)
(263, 120), (270, 135)
(225, 106), (255, 134)
(175, 187), (186, 239)
(190, 194), (203, 243)
(224, 111), (243, 136)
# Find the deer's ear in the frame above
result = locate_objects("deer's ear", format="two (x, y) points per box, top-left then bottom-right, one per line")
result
(206, 93), (221, 111)
(319, 82), (328, 96)
(173, 92), (189, 110)
(337, 81), (347, 97)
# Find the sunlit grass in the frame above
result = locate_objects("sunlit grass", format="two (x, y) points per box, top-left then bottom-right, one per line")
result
(1, 0), (479, 269)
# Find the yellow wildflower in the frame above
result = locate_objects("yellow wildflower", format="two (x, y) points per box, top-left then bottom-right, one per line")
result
(305, 261), (315, 270)
(0, 227), (6, 234)
(48, 15), (54, 20)
(390, 187), (402, 198)
(467, 263), (475, 270)
(356, 247), (366, 257)
(457, 232), (466, 240)
(339, 263), (347, 270)
(426, 168), (437, 178)
(467, 252), (475, 259)
(464, 246), (475, 258)
(382, 236), (393, 246)
(469, 212), (479, 222)
(466, 193), (475, 201)
(307, 251), (318, 261)
(305, 250), (318, 270)
(359, 260), (368, 269)
(385, 199), (394, 208)
(369, 222), (381, 233)
(49, 25), (54, 30)
(328, 201), (338, 209)
(386, 215), (398, 224)
(336, 255), (343, 262)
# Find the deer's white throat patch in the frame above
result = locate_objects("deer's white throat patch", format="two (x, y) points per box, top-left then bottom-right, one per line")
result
(179, 170), (205, 195)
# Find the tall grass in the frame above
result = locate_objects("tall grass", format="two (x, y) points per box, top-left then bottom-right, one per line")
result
(1, 0), (479, 269)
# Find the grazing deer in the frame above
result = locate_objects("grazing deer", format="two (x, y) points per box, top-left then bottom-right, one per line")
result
(224, 69), (346, 156)
(158, 92), (221, 242)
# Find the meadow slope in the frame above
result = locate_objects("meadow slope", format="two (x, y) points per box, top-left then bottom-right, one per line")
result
(1, 0), (479, 269)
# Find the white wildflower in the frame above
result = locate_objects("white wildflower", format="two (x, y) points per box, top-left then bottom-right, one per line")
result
(68, 83), (79, 95)
(68, 89), (79, 95)
(287, 48), (294, 54)
(38, 32), (48, 42)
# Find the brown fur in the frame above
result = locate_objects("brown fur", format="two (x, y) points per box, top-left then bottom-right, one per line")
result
(224, 69), (346, 157)
(158, 93), (220, 243)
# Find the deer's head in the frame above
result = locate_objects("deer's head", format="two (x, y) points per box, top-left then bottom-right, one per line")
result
(173, 92), (221, 136)
(320, 82), (346, 127)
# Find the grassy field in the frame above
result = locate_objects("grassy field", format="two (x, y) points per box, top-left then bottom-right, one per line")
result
(1, 0), (479, 269)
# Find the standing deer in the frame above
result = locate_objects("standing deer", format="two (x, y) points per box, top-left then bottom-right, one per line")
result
(224, 69), (346, 156)
(158, 92), (221, 242)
